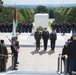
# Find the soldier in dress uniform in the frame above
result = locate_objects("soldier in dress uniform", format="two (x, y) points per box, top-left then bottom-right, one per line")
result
(67, 33), (76, 75)
(10, 37), (20, 70)
(34, 28), (41, 51)
(0, 40), (8, 72)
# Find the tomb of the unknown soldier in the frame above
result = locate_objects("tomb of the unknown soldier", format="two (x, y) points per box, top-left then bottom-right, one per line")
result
(0, 0), (76, 75)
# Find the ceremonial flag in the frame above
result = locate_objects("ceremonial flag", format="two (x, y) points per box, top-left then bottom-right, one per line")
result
(12, 6), (18, 36)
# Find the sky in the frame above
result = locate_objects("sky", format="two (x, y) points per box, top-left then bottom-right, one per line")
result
(3, 0), (76, 5)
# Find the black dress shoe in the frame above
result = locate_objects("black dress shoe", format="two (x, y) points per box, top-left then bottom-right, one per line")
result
(0, 70), (2, 72)
(13, 68), (18, 70)
(16, 62), (19, 64)
(52, 49), (54, 51)
(44, 49), (47, 51)
(16, 65), (18, 67)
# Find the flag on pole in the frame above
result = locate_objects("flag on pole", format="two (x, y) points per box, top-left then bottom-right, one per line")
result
(12, 6), (18, 36)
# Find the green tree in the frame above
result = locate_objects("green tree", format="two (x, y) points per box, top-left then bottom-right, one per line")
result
(54, 7), (69, 22)
(19, 8), (28, 21)
(19, 8), (35, 22)
(35, 5), (48, 13)
(66, 7), (76, 23)
(18, 11), (25, 22)
(0, 7), (13, 22)
(0, 0), (3, 4)
(48, 8), (54, 18)
(0, 0), (3, 12)
(2, 7), (13, 22)
(25, 8), (35, 22)
(28, 8), (35, 22)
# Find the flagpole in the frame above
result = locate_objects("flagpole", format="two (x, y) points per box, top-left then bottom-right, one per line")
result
(13, 19), (16, 37)
(12, 5), (17, 37)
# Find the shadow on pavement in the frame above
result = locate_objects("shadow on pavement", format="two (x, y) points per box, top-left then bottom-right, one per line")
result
(31, 50), (38, 55)
(6, 66), (12, 71)
(47, 50), (55, 55)
(31, 49), (55, 55)
(38, 50), (46, 55)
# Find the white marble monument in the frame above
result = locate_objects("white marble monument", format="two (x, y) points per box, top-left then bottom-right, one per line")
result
(34, 13), (49, 31)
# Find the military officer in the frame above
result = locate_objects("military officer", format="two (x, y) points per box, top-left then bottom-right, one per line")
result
(34, 28), (41, 51)
(0, 40), (8, 72)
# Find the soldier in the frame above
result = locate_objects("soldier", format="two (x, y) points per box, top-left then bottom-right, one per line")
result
(62, 36), (73, 73)
(28, 22), (32, 33)
(62, 42), (69, 73)
(51, 23), (56, 30)
(30, 22), (33, 32)
(42, 28), (49, 51)
(15, 36), (20, 65)
(25, 22), (28, 33)
(10, 37), (19, 70)
(34, 28), (41, 51)
(49, 29), (57, 51)
(0, 41), (2, 72)
(67, 33), (76, 75)
(62, 22), (66, 35)
(0, 40), (8, 72)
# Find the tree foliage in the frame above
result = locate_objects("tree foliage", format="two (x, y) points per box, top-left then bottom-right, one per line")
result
(35, 5), (48, 13)
(0, 7), (25, 23)
(48, 8), (54, 18)
(54, 6), (76, 23)
(19, 8), (35, 22)
(18, 11), (25, 22)
(0, 4), (76, 23)
(0, 0), (3, 4)
(0, 7), (13, 22)
(0, 0), (3, 12)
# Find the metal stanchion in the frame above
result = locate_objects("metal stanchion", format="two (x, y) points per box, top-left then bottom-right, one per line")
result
(64, 55), (68, 75)
(60, 55), (62, 74)
(57, 57), (59, 72)
(57, 54), (68, 75)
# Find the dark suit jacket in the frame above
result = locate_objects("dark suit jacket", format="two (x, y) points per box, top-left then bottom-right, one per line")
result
(42, 31), (49, 40)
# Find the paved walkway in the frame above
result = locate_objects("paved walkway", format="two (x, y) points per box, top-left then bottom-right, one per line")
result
(0, 32), (72, 75)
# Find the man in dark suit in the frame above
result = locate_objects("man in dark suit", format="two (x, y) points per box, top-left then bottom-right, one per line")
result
(42, 28), (49, 51)
(49, 29), (57, 51)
